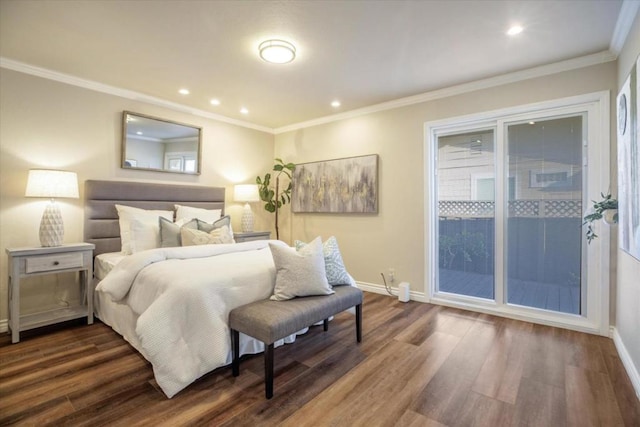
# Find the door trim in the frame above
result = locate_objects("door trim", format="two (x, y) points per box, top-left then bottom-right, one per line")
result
(423, 91), (610, 335)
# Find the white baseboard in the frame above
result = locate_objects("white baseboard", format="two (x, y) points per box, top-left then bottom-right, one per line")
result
(0, 319), (7, 334)
(356, 281), (429, 303)
(612, 327), (640, 400)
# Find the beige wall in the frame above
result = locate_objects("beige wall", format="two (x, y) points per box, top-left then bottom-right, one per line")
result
(0, 69), (275, 321)
(275, 61), (617, 296)
(615, 11), (640, 393)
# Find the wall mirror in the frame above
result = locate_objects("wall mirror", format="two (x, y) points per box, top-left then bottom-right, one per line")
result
(122, 111), (202, 175)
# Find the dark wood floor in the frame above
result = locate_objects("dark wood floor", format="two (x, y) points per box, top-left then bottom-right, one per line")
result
(1, 292), (638, 426)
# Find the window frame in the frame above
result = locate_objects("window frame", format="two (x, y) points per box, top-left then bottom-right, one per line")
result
(424, 91), (611, 336)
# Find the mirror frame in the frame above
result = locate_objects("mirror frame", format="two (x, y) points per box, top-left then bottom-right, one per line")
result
(121, 111), (203, 175)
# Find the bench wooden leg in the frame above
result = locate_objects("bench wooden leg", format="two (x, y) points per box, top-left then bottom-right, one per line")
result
(265, 343), (274, 399)
(232, 329), (240, 377)
(356, 304), (362, 343)
(323, 318), (329, 331)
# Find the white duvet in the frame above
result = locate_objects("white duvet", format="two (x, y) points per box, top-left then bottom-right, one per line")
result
(96, 240), (288, 398)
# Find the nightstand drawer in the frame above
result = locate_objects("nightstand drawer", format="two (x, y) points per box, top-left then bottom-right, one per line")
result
(235, 231), (271, 243)
(25, 252), (84, 273)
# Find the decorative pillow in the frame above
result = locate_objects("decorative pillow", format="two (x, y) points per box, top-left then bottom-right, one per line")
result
(197, 215), (235, 242)
(295, 236), (351, 286)
(115, 204), (173, 254)
(175, 204), (222, 223)
(269, 237), (334, 301)
(180, 225), (234, 246)
(159, 217), (197, 248)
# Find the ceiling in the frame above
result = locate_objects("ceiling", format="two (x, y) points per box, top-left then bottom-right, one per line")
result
(0, 0), (631, 131)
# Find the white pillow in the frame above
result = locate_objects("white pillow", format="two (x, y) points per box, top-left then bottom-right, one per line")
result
(175, 204), (222, 223)
(295, 236), (352, 286)
(180, 225), (235, 246)
(269, 237), (334, 301)
(115, 204), (173, 254)
(129, 218), (163, 253)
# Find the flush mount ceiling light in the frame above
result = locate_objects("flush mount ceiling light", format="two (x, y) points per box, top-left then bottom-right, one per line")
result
(507, 25), (523, 36)
(259, 39), (296, 64)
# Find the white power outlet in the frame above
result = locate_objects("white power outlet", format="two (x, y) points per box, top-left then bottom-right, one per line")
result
(388, 268), (395, 283)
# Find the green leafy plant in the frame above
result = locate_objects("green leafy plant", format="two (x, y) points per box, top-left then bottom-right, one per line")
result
(256, 158), (296, 240)
(583, 192), (618, 243)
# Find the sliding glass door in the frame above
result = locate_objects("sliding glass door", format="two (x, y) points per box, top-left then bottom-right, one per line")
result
(505, 116), (584, 315)
(436, 129), (495, 300)
(427, 93), (609, 334)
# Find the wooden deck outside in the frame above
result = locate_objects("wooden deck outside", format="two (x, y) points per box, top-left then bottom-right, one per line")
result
(439, 268), (580, 314)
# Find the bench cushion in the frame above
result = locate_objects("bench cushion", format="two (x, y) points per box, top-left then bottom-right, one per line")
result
(229, 285), (363, 344)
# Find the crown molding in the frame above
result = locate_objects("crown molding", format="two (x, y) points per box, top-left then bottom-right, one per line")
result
(1, 49), (618, 137)
(610, 0), (640, 54)
(0, 57), (274, 134)
(274, 50), (617, 134)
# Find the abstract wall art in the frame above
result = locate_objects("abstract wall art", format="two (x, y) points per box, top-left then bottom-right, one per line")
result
(292, 154), (378, 213)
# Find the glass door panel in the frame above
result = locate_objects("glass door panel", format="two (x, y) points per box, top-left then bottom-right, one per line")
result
(437, 129), (495, 300)
(505, 116), (584, 314)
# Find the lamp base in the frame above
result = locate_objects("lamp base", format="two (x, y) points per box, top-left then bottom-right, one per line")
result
(241, 203), (255, 233)
(39, 201), (64, 247)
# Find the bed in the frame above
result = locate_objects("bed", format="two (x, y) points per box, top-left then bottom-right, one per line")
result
(84, 180), (303, 398)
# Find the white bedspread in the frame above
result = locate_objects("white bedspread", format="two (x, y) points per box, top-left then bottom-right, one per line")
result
(96, 240), (287, 398)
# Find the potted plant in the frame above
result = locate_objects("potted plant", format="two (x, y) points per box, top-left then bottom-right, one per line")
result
(582, 192), (618, 243)
(256, 158), (296, 240)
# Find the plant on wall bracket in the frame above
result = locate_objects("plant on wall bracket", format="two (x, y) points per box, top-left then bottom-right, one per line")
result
(583, 192), (618, 243)
(256, 158), (296, 240)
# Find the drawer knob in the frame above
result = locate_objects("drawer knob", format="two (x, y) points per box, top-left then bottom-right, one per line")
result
(53, 261), (60, 266)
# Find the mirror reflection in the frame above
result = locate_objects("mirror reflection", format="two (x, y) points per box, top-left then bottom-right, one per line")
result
(122, 111), (202, 174)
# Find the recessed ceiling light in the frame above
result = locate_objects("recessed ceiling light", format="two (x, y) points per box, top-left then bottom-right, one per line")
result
(136, 131), (143, 135)
(507, 25), (523, 36)
(331, 100), (341, 108)
(240, 107), (249, 114)
(210, 99), (220, 106)
(529, 121), (536, 125)
(259, 39), (296, 64)
(178, 88), (190, 95)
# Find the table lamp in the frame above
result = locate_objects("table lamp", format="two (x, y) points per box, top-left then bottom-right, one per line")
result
(234, 184), (260, 233)
(25, 169), (79, 247)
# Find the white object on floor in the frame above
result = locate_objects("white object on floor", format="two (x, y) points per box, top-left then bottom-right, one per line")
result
(398, 282), (410, 302)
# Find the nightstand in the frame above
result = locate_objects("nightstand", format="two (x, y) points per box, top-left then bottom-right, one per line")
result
(234, 231), (271, 243)
(6, 243), (95, 343)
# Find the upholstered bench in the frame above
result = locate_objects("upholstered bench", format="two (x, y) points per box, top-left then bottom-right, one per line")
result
(229, 285), (363, 399)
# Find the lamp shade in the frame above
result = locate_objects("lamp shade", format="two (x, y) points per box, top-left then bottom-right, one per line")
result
(25, 169), (78, 247)
(25, 169), (79, 199)
(234, 184), (260, 203)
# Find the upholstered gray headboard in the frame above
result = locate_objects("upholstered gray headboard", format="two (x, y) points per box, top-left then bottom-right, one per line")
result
(84, 180), (225, 256)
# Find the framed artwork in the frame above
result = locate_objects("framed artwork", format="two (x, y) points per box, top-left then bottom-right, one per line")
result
(617, 59), (640, 261)
(292, 154), (378, 213)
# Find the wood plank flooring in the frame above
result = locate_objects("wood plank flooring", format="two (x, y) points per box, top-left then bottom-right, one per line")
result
(1, 292), (638, 426)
